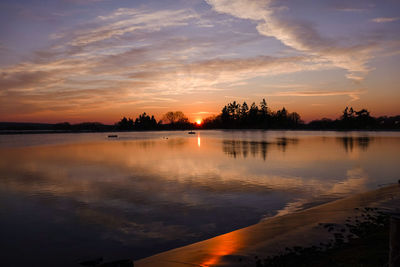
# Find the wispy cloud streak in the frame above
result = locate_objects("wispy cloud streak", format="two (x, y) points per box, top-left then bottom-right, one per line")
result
(1, 1), (399, 122)
(0, 2), (333, 121)
(371, 17), (399, 23)
(205, 0), (377, 81)
(275, 89), (365, 101)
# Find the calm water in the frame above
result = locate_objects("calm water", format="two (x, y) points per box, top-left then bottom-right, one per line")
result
(0, 130), (399, 266)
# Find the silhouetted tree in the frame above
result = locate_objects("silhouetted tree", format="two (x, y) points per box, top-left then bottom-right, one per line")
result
(221, 105), (231, 126)
(162, 111), (188, 124)
(240, 101), (249, 126)
(227, 101), (240, 122)
(248, 102), (259, 127)
(134, 112), (158, 130)
(116, 117), (134, 130)
(338, 107), (376, 129)
(162, 111), (191, 129)
(202, 99), (304, 129)
(376, 115), (400, 129)
(54, 122), (71, 130)
(260, 99), (268, 117)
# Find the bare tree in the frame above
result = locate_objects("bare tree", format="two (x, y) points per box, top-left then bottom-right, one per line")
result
(162, 111), (189, 124)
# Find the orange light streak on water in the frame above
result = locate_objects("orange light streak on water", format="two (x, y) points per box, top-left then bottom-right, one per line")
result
(200, 230), (241, 266)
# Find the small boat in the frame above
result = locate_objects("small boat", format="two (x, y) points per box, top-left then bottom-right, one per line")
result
(188, 131), (195, 134)
(108, 134), (118, 138)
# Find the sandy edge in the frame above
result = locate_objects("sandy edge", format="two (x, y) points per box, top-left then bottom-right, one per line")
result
(135, 184), (400, 267)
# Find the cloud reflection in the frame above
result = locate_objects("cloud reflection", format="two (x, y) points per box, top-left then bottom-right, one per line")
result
(0, 133), (398, 263)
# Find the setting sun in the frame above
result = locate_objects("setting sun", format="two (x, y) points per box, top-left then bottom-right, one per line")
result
(196, 120), (202, 125)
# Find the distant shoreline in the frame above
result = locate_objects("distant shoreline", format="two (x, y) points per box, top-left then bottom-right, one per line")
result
(0, 130), (113, 135)
(1, 128), (399, 135)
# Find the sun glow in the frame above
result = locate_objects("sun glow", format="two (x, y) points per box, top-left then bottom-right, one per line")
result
(200, 230), (241, 266)
(196, 119), (202, 125)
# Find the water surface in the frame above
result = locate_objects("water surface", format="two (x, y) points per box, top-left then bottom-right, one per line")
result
(0, 130), (399, 266)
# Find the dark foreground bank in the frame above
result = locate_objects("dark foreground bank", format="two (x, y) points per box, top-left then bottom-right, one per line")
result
(135, 184), (400, 267)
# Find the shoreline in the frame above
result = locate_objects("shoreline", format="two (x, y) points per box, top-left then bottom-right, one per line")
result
(135, 184), (400, 267)
(1, 128), (400, 136)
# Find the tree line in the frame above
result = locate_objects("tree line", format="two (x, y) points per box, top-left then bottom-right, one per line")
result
(114, 99), (399, 131)
(115, 111), (191, 130)
(2, 98), (398, 133)
(307, 106), (400, 130)
(202, 99), (302, 129)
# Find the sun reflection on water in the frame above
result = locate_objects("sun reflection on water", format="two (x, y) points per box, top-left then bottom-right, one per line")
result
(200, 230), (241, 266)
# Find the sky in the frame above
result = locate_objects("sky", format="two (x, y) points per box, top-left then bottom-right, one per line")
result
(0, 0), (399, 123)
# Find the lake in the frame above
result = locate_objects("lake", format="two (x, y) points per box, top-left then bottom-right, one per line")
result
(0, 130), (399, 266)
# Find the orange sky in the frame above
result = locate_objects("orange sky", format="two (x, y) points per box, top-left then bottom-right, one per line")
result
(0, 0), (399, 124)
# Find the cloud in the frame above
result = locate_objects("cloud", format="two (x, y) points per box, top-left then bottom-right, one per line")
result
(151, 55), (333, 100)
(190, 111), (216, 115)
(2, 2), (392, 122)
(327, 0), (376, 12)
(335, 7), (366, 12)
(371, 17), (399, 23)
(205, 0), (377, 81)
(53, 8), (198, 47)
(0, 8), (220, 119)
(0, 49), (330, 120)
(63, 0), (112, 4)
(274, 89), (365, 102)
(224, 95), (249, 100)
(0, 71), (49, 91)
